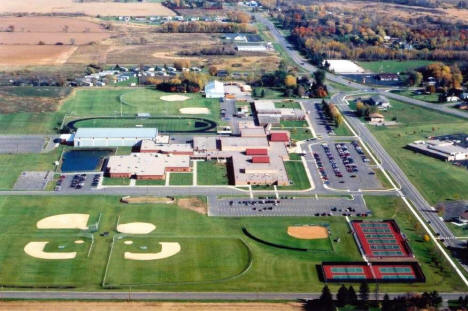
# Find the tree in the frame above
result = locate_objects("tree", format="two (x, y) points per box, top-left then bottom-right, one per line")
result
(208, 66), (218, 76)
(348, 286), (358, 306)
(297, 85), (306, 97)
(284, 75), (297, 88)
(406, 71), (423, 86)
(359, 282), (370, 307)
(381, 294), (391, 311)
(314, 70), (326, 86)
(174, 59), (190, 70)
(319, 285), (335, 311)
(261, 89), (265, 98)
(336, 284), (349, 307)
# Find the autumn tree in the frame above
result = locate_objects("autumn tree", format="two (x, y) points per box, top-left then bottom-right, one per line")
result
(174, 59), (191, 70)
(284, 74), (297, 88)
(208, 65), (218, 76)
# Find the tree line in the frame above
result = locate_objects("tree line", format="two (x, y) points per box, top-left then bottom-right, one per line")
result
(156, 21), (256, 33)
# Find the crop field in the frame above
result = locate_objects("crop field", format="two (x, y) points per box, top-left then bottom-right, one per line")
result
(0, 45), (78, 67)
(368, 99), (468, 204)
(0, 0), (175, 16)
(0, 195), (462, 292)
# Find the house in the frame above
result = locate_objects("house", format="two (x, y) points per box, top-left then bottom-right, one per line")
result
(460, 92), (468, 101)
(369, 95), (390, 110)
(204, 80), (225, 98)
(369, 112), (384, 124)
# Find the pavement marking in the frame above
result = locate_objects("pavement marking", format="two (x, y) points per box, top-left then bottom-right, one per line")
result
(249, 185), (253, 199)
(274, 185), (279, 199)
(129, 179), (136, 187)
(192, 160), (198, 186)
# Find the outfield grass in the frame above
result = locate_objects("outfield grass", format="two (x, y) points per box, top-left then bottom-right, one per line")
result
(369, 99), (468, 204)
(361, 196), (463, 292)
(278, 161), (311, 190)
(0, 195), (463, 292)
(102, 177), (130, 186)
(0, 148), (61, 190)
(197, 161), (229, 185)
(357, 60), (435, 73)
(169, 173), (193, 186)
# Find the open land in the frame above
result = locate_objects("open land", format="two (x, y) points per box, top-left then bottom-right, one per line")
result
(365, 98), (468, 204)
(0, 301), (303, 311)
(0, 195), (461, 292)
(0, 0), (176, 16)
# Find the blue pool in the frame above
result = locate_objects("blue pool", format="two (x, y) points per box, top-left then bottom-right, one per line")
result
(61, 149), (112, 172)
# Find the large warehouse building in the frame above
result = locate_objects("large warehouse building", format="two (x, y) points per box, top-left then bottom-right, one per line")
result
(73, 128), (158, 147)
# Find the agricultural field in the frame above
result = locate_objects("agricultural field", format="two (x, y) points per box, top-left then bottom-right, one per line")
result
(0, 0), (175, 16)
(367, 99), (468, 204)
(0, 195), (462, 292)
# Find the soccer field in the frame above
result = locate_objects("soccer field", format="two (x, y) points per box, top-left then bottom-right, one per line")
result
(0, 195), (463, 292)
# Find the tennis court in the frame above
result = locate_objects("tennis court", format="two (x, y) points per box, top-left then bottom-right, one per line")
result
(351, 220), (412, 258)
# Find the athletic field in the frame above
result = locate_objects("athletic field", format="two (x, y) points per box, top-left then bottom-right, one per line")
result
(0, 195), (462, 292)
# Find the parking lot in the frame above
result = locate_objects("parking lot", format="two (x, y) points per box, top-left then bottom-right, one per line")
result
(311, 141), (383, 191)
(0, 136), (46, 154)
(209, 196), (370, 217)
(303, 101), (338, 138)
(54, 173), (102, 192)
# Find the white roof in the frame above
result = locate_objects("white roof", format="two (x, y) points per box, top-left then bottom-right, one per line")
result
(75, 128), (158, 139)
(205, 80), (224, 91)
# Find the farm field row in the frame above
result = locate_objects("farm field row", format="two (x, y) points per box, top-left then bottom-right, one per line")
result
(0, 195), (461, 292)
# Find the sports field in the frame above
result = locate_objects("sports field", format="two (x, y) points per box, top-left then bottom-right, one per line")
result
(0, 87), (221, 134)
(357, 60), (435, 73)
(0, 195), (462, 292)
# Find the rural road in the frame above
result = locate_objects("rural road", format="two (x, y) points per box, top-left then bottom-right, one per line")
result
(0, 291), (466, 301)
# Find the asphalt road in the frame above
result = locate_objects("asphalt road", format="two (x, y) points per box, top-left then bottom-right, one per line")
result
(0, 290), (466, 301)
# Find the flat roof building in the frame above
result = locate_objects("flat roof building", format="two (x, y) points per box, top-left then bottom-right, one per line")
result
(220, 136), (269, 151)
(140, 140), (193, 155)
(106, 153), (190, 180)
(407, 138), (468, 161)
(74, 128), (158, 147)
(205, 80), (225, 98)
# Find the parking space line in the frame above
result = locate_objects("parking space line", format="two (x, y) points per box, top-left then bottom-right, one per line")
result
(274, 185), (279, 199)
(249, 185), (253, 199)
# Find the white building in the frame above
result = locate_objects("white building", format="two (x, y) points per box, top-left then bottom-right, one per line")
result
(73, 128), (158, 147)
(369, 95), (391, 110)
(205, 80), (225, 98)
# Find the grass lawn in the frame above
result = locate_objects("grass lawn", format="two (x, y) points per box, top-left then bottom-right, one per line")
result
(357, 60), (435, 74)
(0, 148), (61, 190)
(446, 222), (468, 237)
(114, 146), (133, 155)
(391, 89), (440, 104)
(135, 179), (165, 186)
(275, 101), (302, 109)
(280, 120), (308, 128)
(102, 177), (130, 186)
(369, 99), (468, 204)
(278, 161), (311, 190)
(197, 161), (229, 185)
(275, 127), (313, 141)
(326, 80), (356, 93)
(0, 112), (65, 134)
(360, 196), (463, 292)
(253, 87), (284, 99)
(373, 168), (394, 190)
(0, 195), (463, 292)
(169, 173), (193, 186)
(334, 123), (353, 136)
(288, 153), (303, 161)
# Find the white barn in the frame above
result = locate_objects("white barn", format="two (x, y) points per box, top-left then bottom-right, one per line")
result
(205, 80), (225, 98)
(73, 128), (158, 147)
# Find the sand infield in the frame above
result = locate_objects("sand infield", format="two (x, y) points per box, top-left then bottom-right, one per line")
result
(179, 107), (210, 114)
(117, 222), (156, 234)
(160, 95), (190, 102)
(36, 214), (89, 230)
(287, 226), (328, 240)
(124, 242), (181, 261)
(24, 242), (76, 260)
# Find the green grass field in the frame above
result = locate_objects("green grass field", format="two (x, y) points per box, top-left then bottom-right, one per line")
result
(0, 195), (463, 292)
(102, 177), (130, 186)
(0, 87), (220, 134)
(197, 161), (229, 185)
(135, 179), (166, 186)
(278, 161), (311, 190)
(369, 99), (468, 204)
(275, 101), (302, 109)
(391, 90), (440, 104)
(169, 173), (193, 186)
(357, 60), (435, 73)
(0, 148), (61, 190)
